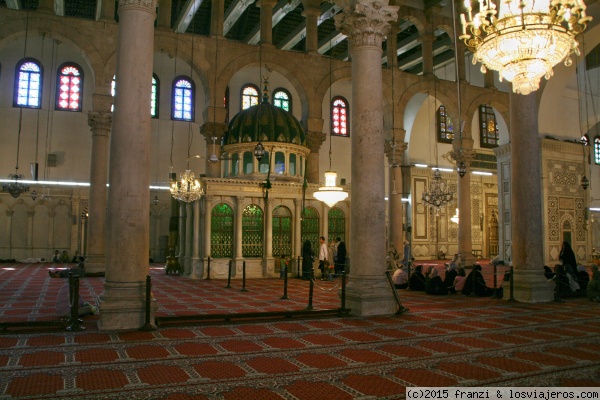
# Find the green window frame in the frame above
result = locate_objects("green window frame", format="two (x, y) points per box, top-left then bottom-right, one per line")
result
(242, 204), (264, 257)
(210, 203), (234, 258)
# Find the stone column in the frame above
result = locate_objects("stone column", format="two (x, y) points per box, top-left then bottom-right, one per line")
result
(455, 142), (475, 267)
(385, 140), (407, 256)
(294, 198), (302, 272)
(157, 0), (172, 29)
(190, 199), (202, 278)
(306, 131), (326, 184)
(509, 91), (553, 302)
(98, 0), (157, 330)
(203, 195), (213, 276)
(178, 201), (186, 266)
(335, 0), (398, 315)
(235, 196), (244, 274)
(184, 202), (193, 275)
(258, 0), (278, 45)
(386, 26), (398, 68)
(200, 122), (228, 178)
(264, 198), (273, 276)
(99, 0), (116, 21)
(85, 111), (111, 274)
(484, 70), (495, 89)
(210, 0), (225, 36)
(302, 5), (321, 53)
(419, 33), (434, 76)
(456, 41), (467, 82)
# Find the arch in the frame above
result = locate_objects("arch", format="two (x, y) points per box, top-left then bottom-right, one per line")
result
(172, 75), (195, 121)
(314, 63), (352, 122)
(272, 205), (292, 258)
(242, 204), (264, 257)
(463, 92), (510, 142)
(328, 207), (345, 243)
(210, 203), (234, 258)
(301, 206), (320, 257)
(272, 87), (292, 112)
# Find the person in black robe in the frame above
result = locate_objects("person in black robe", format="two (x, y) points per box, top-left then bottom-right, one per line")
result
(462, 264), (493, 296)
(559, 241), (577, 271)
(301, 240), (314, 280)
(552, 264), (573, 298)
(335, 237), (347, 276)
(544, 265), (555, 280)
(577, 265), (590, 292)
(444, 264), (458, 294)
(409, 265), (426, 291)
(425, 266), (448, 295)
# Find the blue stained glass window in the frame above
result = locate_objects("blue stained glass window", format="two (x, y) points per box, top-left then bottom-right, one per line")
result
(172, 76), (194, 121)
(15, 59), (43, 108)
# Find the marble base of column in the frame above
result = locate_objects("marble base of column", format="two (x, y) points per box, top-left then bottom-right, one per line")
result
(507, 269), (554, 302)
(84, 254), (106, 273)
(98, 282), (157, 330)
(345, 277), (397, 316)
(183, 256), (192, 276)
(189, 257), (203, 279)
(263, 257), (275, 277)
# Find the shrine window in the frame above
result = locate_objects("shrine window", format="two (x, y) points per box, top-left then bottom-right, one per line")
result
(328, 207), (346, 243)
(301, 207), (320, 254)
(14, 58), (42, 108)
(437, 105), (453, 143)
(210, 203), (234, 258)
(241, 84), (259, 110)
(479, 104), (499, 148)
(273, 88), (291, 112)
(56, 63), (83, 111)
(242, 204), (264, 257)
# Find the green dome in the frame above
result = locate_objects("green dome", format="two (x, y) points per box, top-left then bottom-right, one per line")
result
(224, 101), (306, 146)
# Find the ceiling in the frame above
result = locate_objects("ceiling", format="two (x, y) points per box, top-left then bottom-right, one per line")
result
(0, 0), (456, 74)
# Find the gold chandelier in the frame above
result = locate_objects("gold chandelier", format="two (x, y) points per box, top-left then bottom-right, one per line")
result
(170, 170), (204, 202)
(460, 0), (591, 95)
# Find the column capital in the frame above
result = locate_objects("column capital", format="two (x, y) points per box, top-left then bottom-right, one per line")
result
(418, 33), (435, 44)
(301, 6), (321, 18)
(88, 111), (112, 137)
(118, 0), (157, 13)
(334, 0), (398, 48)
(307, 131), (327, 153)
(384, 140), (407, 166)
(200, 122), (228, 141)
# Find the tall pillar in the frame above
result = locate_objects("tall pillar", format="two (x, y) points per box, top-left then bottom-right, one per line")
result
(210, 0), (224, 36)
(234, 196), (244, 273)
(258, 0), (277, 45)
(419, 33), (434, 76)
(386, 26), (398, 68)
(85, 111), (111, 274)
(294, 198), (302, 270)
(456, 41), (467, 82)
(200, 122), (228, 178)
(190, 199), (202, 278)
(334, 0), (398, 316)
(385, 140), (407, 256)
(184, 202), (193, 275)
(99, 0), (157, 330)
(157, 0), (172, 29)
(203, 195), (212, 276)
(264, 198), (273, 276)
(178, 201), (186, 266)
(306, 131), (326, 184)
(302, 5), (320, 53)
(99, 0), (116, 21)
(510, 92), (553, 302)
(455, 143), (475, 267)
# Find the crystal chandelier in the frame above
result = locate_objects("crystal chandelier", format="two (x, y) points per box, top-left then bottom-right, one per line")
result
(2, 173), (30, 198)
(422, 170), (454, 208)
(460, 0), (591, 95)
(170, 170), (204, 202)
(314, 170), (348, 208)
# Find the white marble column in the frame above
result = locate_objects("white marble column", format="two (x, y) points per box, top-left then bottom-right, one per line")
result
(178, 201), (186, 267)
(203, 195), (213, 277)
(264, 198), (273, 276)
(335, 0), (398, 316)
(98, 0), (157, 330)
(184, 202), (193, 275)
(456, 140), (475, 267)
(190, 199), (203, 278)
(385, 140), (406, 256)
(85, 111), (111, 274)
(509, 91), (553, 302)
(258, 0), (277, 44)
(235, 196), (244, 274)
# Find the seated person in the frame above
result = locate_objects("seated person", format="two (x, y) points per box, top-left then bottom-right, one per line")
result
(55, 283), (96, 318)
(52, 250), (61, 263)
(60, 250), (70, 263)
(392, 266), (408, 289)
(425, 266), (448, 295)
(551, 265), (574, 298)
(462, 264), (494, 297)
(544, 265), (555, 280)
(577, 265), (590, 292)
(71, 251), (84, 263)
(49, 262), (85, 278)
(409, 265), (426, 291)
(587, 264), (600, 302)
(444, 263), (458, 293)
(453, 268), (467, 293)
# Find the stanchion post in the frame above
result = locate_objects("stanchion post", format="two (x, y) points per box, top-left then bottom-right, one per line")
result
(225, 259), (232, 288)
(205, 256), (211, 280)
(340, 269), (347, 314)
(305, 268), (314, 310)
(492, 262), (499, 299)
(508, 266), (515, 302)
(240, 260), (248, 292)
(297, 256), (301, 278)
(407, 261), (412, 289)
(139, 275), (157, 331)
(281, 263), (289, 299)
(66, 275), (84, 331)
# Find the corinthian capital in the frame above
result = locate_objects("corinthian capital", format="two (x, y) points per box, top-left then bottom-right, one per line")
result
(119, 0), (157, 12)
(334, 0), (398, 48)
(88, 111), (112, 136)
(306, 131), (327, 153)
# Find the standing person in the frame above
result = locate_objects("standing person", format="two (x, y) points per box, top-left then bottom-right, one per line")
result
(559, 241), (577, 270)
(318, 236), (329, 280)
(335, 237), (347, 276)
(301, 240), (314, 280)
(402, 240), (411, 267)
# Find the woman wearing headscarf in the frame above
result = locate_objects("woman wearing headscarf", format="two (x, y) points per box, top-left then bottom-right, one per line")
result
(409, 265), (426, 291)
(559, 241), (578, 271)
(587, 264), (600, 302)
(462, 265), (493, 296)
(301, 240), (314, 280)
(444, 263), (458, 293)
(577, 265), (590, 292)
(425, 266), (448, 295)
(552, 265), (573, 298)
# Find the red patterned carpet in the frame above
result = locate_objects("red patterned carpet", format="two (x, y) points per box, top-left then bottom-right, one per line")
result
(1, 262), (599, 399)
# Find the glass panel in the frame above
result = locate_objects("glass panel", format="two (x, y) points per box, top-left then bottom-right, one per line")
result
(301, 207), (320, 256)
(328, 207), (345, 243)
(243, 152), (253, 174)
(595, 137), (600, 165)
(289, 154), (296, 176)
(273, 90), (290, 112)
(242, 86), (259, 110)
(16, 61), (42, 108)
(210, 203), (234, 258)
(272, 206), (292, 260)
(275, 152), (285, 174)
(259, 151), (270, 174)
(242, 205), (264, 257)
(173, 78), (193, 121)
(331, 97), (349, 136)
(232, 153), (239, 176)
(151, 76), (158, 117)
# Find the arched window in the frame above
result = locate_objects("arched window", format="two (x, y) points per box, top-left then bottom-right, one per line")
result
(242, 204), (264, 257)
(210, 203), (234, 258)
(273, 206), (292, 258)
(595, 136), (600, 165)
(231, 153), (239, 176)
(328, 207), (345, 243)
(151, 73), (159, 118)
(14, 58), (42, 108)
(581, 134), (589, 145)
(241, 84), (259, 110)
(331, 96), (349, 137)
(301, 207), (320, 254)
(289, 154), (296, 176)
(275, 152), (285, 174)
(259, 150), (270, 174)
(56, 62), (83, 111)
(479, 104), (499, 148)
(243, 152), (253, 174)
(437, 105), (453, 143)
(172, 76), (194, 121)
(111, 75), (116, 112)
(273, 88), (291, 112)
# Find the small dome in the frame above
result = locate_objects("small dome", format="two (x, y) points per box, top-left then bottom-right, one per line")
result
(224, 100), (306, 146)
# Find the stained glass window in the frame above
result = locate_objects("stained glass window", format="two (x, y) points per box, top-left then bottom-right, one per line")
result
(259, 151), (270, 174)
(273, 89), (291, 112)
(301, 207), (320, 255)
(241, 84), (259, 110)
(273, 206), (292, 258)
(172, 76), (194, 121)
(15, 58), (42, 108)
(210, 203), (234, 258)
(328, 207), (345, 243)
(56, 63), (82, 111)
(331, 96), (349, 137)
(595, 136), (600, 165)
(581, 134), (589, 145)
(242, 205), (264, 257)
(275, 152), (285, 174)
(111, 75), (116, 112)
(243, 152), (253, 174)
(151, 74), (159, 118)
(289, 154), (296, 176)
(437, 105), (453, 143)
(479, 105), (499, 148)
(231, 153), (239, 176)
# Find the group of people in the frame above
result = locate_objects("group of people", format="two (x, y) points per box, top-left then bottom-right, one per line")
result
(52, 250), (84, 264)
(301, 236), (347, 280)
(550, 241), (600, 301)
